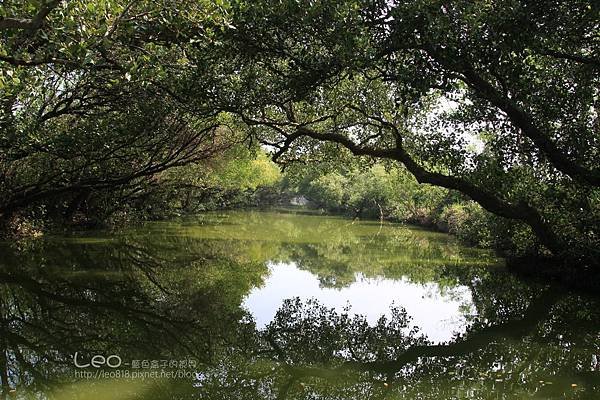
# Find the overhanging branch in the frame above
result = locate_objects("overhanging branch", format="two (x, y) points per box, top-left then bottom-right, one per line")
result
(0, 0), (61, 32)
(243, 111), (562, 253)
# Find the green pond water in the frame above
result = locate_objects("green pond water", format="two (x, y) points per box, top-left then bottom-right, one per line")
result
(0, 209), (598, 399)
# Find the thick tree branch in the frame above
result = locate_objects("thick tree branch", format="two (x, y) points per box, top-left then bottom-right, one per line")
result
(246, 115), (562, 253)
(0, 1), (61, 32)
(539, 49), (600, 68)
(458, 66), (600, 187)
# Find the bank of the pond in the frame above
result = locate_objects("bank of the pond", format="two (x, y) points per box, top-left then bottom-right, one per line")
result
(286, 197), (600, 291)
(4, 201), (597, 292)
(268, 205), (600, 293)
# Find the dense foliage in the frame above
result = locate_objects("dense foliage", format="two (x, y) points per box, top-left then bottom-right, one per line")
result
(1, 0), (598, 267)
(208, 0), (599, 265)
(283, 162), (538, 254)
(0, 1), (284, 232)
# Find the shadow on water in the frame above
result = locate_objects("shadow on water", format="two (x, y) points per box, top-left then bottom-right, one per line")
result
(0, 210), (598, 399)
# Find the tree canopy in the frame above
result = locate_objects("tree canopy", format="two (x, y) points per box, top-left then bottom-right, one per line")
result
(1, 0), (598, 266)
(208, 0), (599, 263)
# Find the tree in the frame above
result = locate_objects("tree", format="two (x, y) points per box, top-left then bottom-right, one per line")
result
(0, 0), (239, 228)
(2, 0), (598, 267)
(201, 0), (599, 264)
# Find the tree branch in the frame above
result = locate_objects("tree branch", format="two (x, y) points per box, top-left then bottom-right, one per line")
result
(458, 65), (600, 187)
(0, 0), (61, 32)
(246, 114), (562, 253)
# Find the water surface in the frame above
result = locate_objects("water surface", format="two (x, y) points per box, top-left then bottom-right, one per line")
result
(244, 262), (474, 343)
(0, 209), (598, 399)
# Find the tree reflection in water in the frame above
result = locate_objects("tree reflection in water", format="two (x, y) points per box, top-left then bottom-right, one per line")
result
(190, 294), (599, 400)
(0, 210), (598, 399)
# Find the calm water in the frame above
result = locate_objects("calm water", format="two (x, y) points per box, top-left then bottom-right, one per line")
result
(0, 209), (598, 399)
